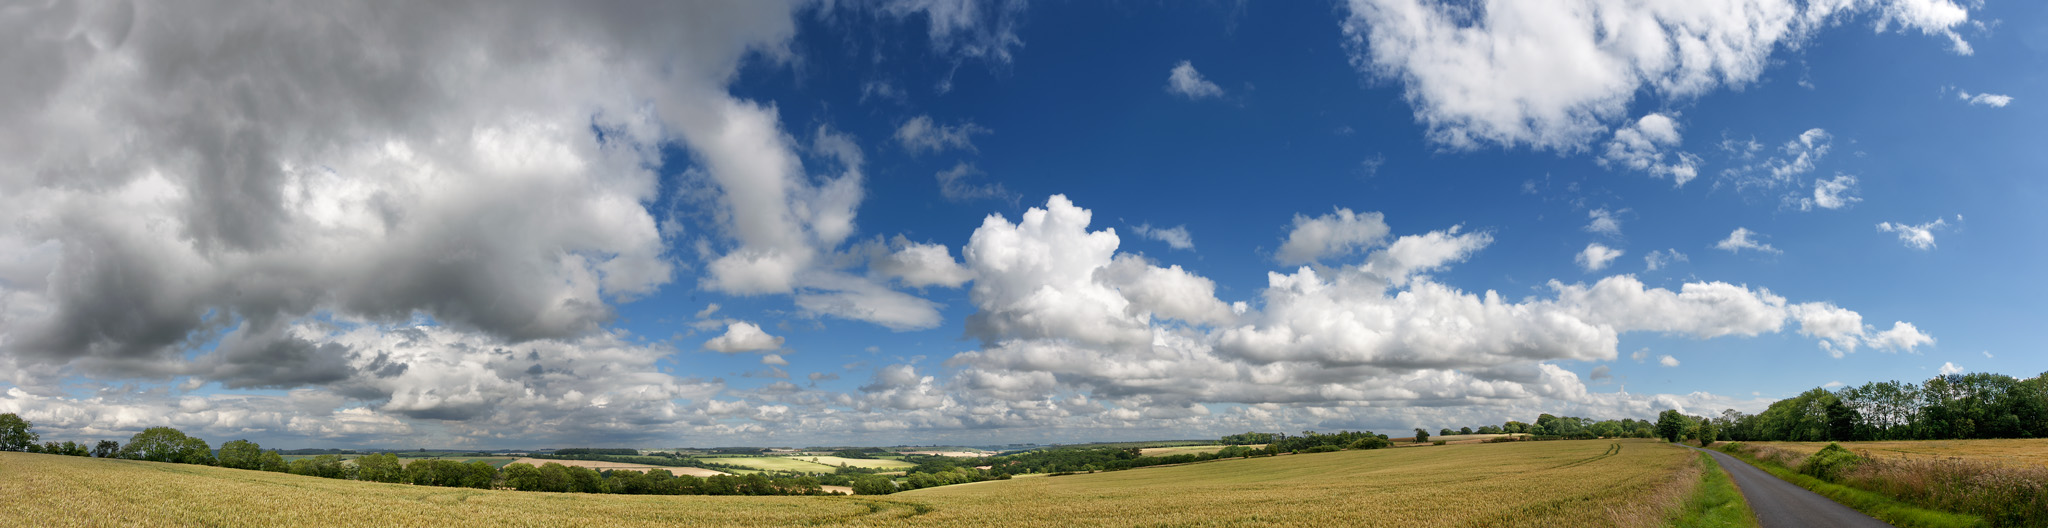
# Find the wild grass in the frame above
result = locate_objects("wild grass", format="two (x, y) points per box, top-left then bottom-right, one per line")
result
(1668, 452), (1757, 528)
(6, 439), (1706, 527)
(1743, 439), (2048, 468)
(1716, 443), (1993, 528)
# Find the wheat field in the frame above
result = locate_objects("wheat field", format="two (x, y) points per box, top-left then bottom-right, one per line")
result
(3, 438), (1701, 527)
(1741, 438), (2048, 468)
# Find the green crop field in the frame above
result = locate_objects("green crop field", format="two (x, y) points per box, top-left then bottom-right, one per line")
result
(4, 438), (1705, 527)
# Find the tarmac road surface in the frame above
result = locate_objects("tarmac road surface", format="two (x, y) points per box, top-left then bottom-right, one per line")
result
(1687, 445), (1893, 528)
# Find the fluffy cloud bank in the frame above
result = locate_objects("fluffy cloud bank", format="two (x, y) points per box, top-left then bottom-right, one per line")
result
(1340, 0), (1974, 150)
(939, 195), (1926, 430)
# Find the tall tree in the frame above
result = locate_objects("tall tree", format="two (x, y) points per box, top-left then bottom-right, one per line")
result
(356, 453), (404, 483)
(218, 440), (265, 470)
(0, 413), (36, 451)
(1413, 428), (1429, 443)
(119, 427), (193, 462)
(259, 450), (289, 472)
(178, 436), (216, 466)
(92, 440), (119, 458)
(1655, 410), (1687, 443)
(1824, 397), (1860, 441)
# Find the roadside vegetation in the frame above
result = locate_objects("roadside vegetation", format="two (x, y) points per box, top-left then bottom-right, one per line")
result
(1668, 452), (1758, 528)
(1717, 441), (2041, 527)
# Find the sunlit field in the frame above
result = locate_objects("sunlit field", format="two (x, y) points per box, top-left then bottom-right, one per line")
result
(1742, 438), (2048, 468)
(4, 439), (1703, 527)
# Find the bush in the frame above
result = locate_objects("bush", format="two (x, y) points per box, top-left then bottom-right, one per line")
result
(1799, 443), (1863, 482)
(1299, 445), (1341, 453)
(1347, 437), (1393, 450)
(1432, 440), (1447, 446)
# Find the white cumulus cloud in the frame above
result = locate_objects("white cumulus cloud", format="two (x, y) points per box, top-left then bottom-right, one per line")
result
(1338, 0), (1975, 150)
(1877, 216), (1957, 250)
(895, 115), (991, 154)
(1576, 243), (1624, 272)
(1276, 208), (1391, 265)
(705, 322), (785, 353)
(1715, 228), (1781, 255)
(1166, 61), (1225, 99)
(1601, 114), (1701, 186)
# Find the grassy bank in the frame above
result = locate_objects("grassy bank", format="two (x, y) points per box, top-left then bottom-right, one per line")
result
(1668, 452), (1757, 528)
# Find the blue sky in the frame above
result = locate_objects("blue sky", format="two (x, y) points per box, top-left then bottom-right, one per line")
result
(0, 0), (2039, 448)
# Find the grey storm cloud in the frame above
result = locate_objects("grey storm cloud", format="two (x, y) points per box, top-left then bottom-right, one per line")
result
(0, 0), (806, 374)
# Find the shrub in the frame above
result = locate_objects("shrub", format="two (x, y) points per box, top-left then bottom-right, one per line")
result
(1799, 443), (1862, 482)
(1299, 445), (1341, 453)
(1347, 437), (1393, 450)
(1432, 440), (1447, 446)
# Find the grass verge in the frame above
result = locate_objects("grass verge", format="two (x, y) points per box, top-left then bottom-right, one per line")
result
(1669, 452), (1757, 528)
(1715, 444), (1986, 528)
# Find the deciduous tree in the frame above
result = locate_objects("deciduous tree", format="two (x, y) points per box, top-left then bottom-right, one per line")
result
(219, 440), (264, 470)
(0, 413), (37, 451)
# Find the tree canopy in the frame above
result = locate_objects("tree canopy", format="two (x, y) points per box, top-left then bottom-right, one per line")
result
(0, 413), (37, 451)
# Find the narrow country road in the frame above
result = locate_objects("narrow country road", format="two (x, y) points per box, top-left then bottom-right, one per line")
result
(1686, 445), (1893, 528)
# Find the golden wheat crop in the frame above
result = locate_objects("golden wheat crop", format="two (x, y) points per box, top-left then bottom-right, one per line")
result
(1134, 445), (1230, 457)
(1744, 438), (2048, 468)
(2, 438), (1701, 527)
(0, 452), (869, 528)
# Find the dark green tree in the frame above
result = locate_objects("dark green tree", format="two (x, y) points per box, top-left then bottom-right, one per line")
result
(178, 436), (215, 465)
(218, 439), (264, 470)
(1655, 410), (1688, 443)
(1413, 428), (1429, 443)
(851, 474), (896, 495)
(120, 427), (194, 462)
(259, 450), (288, 472)
(0, 413), (37, 451)
(92, 440), (119, 458)
(356, 453), (404, 483)
(1824, 396), (1860, 441)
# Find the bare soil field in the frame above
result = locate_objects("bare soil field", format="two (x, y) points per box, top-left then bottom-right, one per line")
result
(507, 458), (728, 477)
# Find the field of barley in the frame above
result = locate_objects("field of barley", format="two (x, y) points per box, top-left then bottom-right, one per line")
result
(1743, 438), (2048, 468)
(3, 438), (1703, 527)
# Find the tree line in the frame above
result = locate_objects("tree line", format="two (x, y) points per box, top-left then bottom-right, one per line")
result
(1666, 371), (2048, 443)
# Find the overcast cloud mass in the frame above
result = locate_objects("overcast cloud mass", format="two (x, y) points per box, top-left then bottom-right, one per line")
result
(1, 0), (2031, 449)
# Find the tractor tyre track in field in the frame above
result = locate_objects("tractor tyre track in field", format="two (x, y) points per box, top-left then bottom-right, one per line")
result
(1686, 445), (1893, 528)
(1547, 442), (1622, 470)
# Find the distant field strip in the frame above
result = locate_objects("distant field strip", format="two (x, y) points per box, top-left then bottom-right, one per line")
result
(1744, 438), (2048, 468)
(1135, 445), (1229, 457)
(506, 458), (727, 477)
(793, 456), (917, 469)
(6, 439), (1701, 527)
